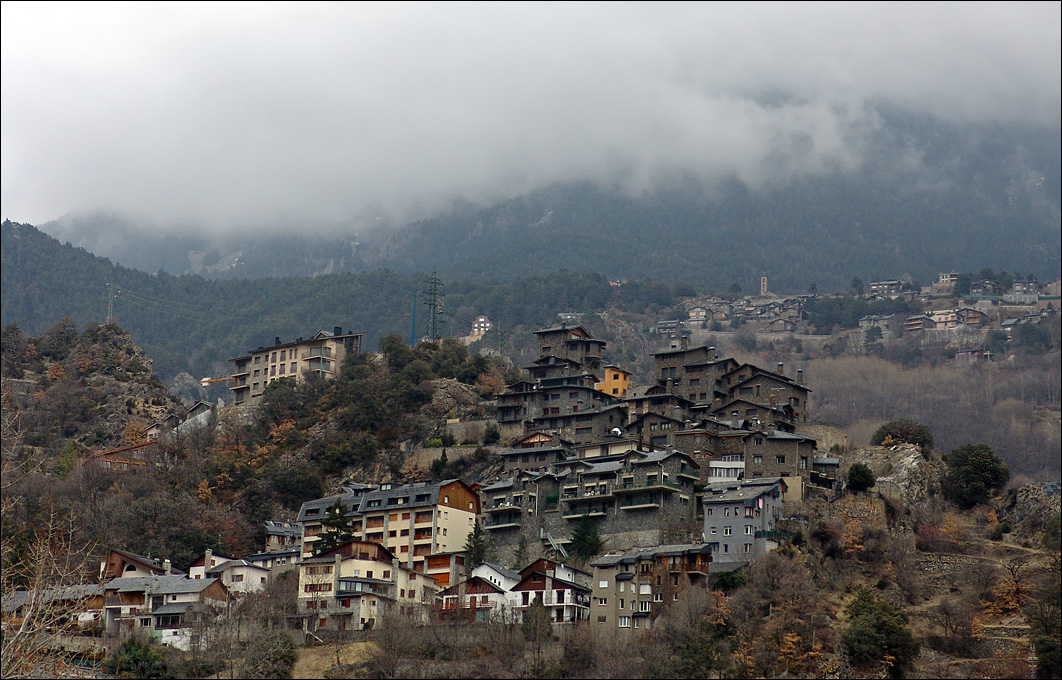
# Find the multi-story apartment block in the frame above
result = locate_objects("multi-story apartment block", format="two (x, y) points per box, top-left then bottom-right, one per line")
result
(296, 540), (438, 632)
(868, 280), (903, 298)
(624, 384), (697, 424)
(652, 341), (738, 404)
(229, 326), (364, 405)
(741, 427), (819, 481)
(589, 543), (712, 632)
(297, 480), (479, 587)
(718, 363), (810, 422)
(534, 325), (607, 375)
(481, 449), (702, 560)
(703, 478), (786, 566)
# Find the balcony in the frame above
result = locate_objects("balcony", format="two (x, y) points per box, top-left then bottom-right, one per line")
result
(484, 501), (521, 513)
(613, 479), (681, 494)
(562, 508), (607, 520)
(301, 348), (333, 360)
(561, 485), (612, 501)
(484, 519), (521, 531)
(619, 496), (661, 510)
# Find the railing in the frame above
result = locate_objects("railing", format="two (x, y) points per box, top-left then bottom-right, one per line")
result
(301, 348), (333, 359)
(614, 480), (681, 493)
(618, 496), (661, 509)
(561, 485), (612, 501)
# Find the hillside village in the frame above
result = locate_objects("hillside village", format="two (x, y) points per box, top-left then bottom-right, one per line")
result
(1, 277), (1060, 679)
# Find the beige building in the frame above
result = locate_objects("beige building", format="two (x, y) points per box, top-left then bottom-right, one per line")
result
(297, 480), (480, 587)
(297, 540), (439, 632)
(229, 326), (364, 405)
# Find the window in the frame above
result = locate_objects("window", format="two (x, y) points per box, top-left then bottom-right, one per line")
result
(639, 601), (651, 612)
(279, 363), (286, 375)
(753, 455), (763, 464)
(618, 616), (632, 628)
(232, 574), (244, 582)
(744, 544), (753, 553)
(598, 597), (607, 606)
(776, 456), (786, 464)
(745, 525), (754, 535)
(706, 508), (713, 517)
(599, 580), (609, 589)
(723, 526), (732, 536)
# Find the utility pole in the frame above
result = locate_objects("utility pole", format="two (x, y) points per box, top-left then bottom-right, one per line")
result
(423, 268), (444, 342)
(106, 282), (115, 324)
(410, 290), (417, 346)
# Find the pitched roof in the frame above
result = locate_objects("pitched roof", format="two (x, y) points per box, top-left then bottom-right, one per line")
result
(105, 575), (219, 595)
(590, 543), (712, 568)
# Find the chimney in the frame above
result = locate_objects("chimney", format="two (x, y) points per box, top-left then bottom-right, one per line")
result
(275, 336), (281, 346)
(707, 346), (717, 360)
(334, 326), (342, 337)
(205, 548), (213, 568)
(777, 362), (784, 376)
(163, 559), (172, 575)
(797, 369), (803, 384)
(681, 335), (689, 351)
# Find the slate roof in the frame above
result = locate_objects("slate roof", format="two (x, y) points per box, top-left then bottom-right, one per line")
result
(703, 477), (786, 504)
(104, 575), (218, 595)
(297, 479), (467, 522)
(480, 563), (522, 582)
(590, 543), (713, 568)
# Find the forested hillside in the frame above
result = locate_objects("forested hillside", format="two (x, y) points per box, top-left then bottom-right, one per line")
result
(38, 113), (1062, 294)
(1, 221), (683, 382)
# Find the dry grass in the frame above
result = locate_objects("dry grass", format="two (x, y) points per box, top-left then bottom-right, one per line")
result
(291, 641), (378, 679)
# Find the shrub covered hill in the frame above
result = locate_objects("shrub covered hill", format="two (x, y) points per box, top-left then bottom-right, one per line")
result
(2, 323), (1060, 679)
(1, 324), (509, 570)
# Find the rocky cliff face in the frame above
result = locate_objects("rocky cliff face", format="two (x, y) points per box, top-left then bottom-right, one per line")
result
(847, 443), (947, 507)
(3, 324), (185, 455)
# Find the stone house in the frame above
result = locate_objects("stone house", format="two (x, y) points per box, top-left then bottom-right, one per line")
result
(589, 543), (712, 633)
(718, 363), (811, 422)
(481, 450), (702, 561)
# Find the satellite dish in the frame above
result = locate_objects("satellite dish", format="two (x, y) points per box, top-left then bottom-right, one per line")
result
(611, 427), (622, 436)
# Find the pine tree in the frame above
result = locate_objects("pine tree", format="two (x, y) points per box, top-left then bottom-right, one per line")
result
(570, 515), (603, 560)
(314, 499), (355, 556)
(464, 520), (488, 569)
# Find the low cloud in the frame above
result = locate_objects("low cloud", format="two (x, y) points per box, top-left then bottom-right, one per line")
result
(2, 2), (1058, 229)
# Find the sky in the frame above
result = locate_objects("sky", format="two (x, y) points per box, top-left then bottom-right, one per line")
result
(2, 1), (1059, 231)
